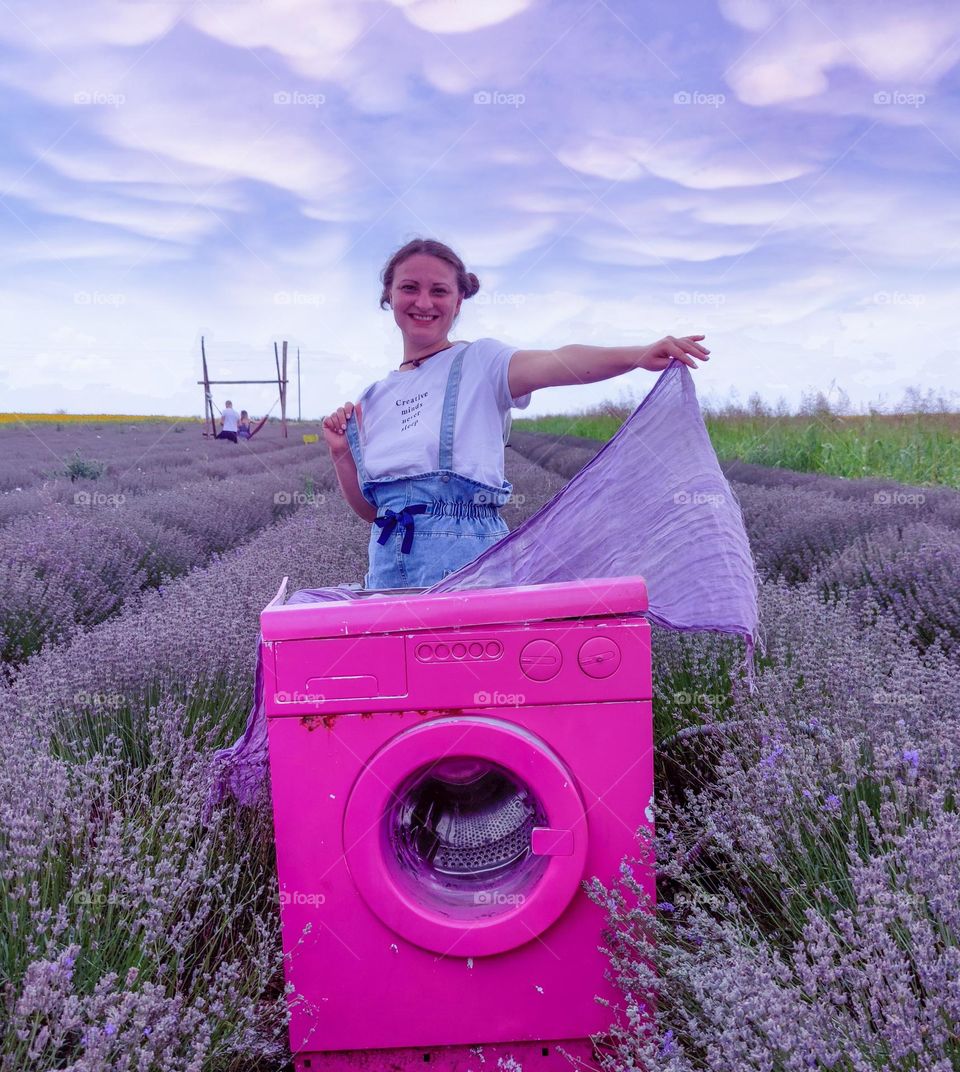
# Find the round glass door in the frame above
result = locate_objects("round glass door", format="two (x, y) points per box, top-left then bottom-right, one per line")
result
(387, 757), (550, 918)
(344, 716), (588, 956)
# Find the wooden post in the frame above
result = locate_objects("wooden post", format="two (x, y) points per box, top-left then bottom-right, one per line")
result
(281, 340), (288, 439)
(201, 336), (216, 437)
(274, 342), (281, 438)
(297, 347), (301, 423)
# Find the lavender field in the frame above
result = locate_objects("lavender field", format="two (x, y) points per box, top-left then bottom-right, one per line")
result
(2, 423), (958, 1070)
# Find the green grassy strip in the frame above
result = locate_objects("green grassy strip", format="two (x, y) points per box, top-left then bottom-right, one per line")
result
(513, 412), (960, 488)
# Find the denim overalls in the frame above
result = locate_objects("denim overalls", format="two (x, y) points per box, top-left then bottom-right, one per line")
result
(344, 343), (514, 590)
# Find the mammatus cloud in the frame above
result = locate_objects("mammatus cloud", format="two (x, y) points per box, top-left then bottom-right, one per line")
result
(386, 0), (537, 34)
(719, 1), (960, 106)
(0, 0), (957, 414)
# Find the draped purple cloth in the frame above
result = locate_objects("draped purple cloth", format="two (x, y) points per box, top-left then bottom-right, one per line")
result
(206, 360), (759, 811)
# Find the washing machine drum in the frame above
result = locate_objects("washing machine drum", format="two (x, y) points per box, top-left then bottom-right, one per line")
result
(344, 717), (589, 956)
(395, 758), (541, 878)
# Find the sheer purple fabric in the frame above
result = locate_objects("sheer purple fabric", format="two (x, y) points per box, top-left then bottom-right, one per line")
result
(205, 360), (759, 811)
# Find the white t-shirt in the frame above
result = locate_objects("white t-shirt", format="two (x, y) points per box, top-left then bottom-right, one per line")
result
(221, 407), (239, 432)
(356, 338), (532, 487)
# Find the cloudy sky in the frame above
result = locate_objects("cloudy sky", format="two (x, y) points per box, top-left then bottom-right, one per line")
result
(1, 0), (958, 418)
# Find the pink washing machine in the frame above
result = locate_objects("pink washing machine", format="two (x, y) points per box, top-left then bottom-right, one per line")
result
(262, 577), (654, 1071)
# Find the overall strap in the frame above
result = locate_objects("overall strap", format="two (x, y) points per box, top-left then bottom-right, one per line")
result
(437, 342), (471, 471)
(343, 395), (369, 485)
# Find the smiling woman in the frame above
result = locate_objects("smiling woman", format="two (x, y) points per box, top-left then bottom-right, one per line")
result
(320, 236), (711, 590)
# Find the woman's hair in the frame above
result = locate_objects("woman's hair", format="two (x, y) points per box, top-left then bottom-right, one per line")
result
(379, 238), (480, 310)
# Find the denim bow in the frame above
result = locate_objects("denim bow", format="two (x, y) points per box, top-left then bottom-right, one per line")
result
(374, 504), (428, 554)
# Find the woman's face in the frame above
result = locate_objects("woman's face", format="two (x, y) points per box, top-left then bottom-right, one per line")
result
(389, 253), (462, 345)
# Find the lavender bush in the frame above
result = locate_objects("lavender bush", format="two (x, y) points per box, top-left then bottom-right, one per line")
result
(2, 427), (958, 1070)
(0, 429), (346, 669)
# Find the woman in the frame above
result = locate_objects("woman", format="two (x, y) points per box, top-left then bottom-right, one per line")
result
(237, 410), (252, 440)
(322, 238), (710, 590)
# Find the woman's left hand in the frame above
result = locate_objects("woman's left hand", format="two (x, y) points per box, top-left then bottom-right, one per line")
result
(637, 335), (710, 371)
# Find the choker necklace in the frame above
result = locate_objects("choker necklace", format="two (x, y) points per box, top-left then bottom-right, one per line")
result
(398, 343), (454, 370)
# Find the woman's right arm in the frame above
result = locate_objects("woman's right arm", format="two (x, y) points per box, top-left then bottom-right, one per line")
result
(331, 448), (377, 522)
(322, 402), (377, 523)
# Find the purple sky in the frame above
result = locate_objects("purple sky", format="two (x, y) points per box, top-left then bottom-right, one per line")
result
(1, 0), (958, 417)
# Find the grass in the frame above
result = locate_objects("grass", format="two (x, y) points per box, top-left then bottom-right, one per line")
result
(514, 407), (960, 488)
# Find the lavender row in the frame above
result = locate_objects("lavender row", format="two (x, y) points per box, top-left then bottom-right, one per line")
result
(0, 436), (331, 526)
(3, 435), (957, 1068)
(0, 454), (565, 1069)
(0, 458), (339, 669)
(595, 570), (960, 1070)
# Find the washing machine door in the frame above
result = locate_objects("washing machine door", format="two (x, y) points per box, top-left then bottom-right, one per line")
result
(343, 715), (589, 957)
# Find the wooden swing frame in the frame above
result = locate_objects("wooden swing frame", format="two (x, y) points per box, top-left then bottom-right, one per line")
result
(198, 337), (290, 440)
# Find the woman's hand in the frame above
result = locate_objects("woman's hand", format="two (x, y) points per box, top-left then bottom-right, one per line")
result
(322, 401), (361, 456)
(636, 335), (710, 372)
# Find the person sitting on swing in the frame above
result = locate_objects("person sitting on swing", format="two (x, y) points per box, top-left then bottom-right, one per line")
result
(237, 410), (252, 440)
(321, 237), (710, 591)
(217, 400), (240, 443)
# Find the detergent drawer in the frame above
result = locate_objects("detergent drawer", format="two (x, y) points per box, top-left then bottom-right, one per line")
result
(269, 636), (407, 712)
